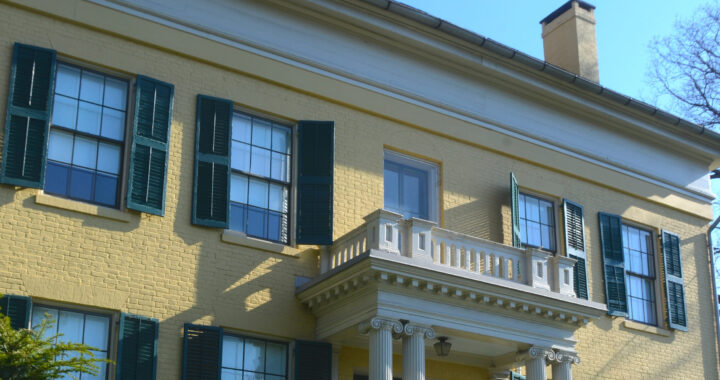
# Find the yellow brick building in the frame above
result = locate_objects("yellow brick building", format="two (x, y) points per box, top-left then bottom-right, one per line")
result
(0, 0), (718, 379)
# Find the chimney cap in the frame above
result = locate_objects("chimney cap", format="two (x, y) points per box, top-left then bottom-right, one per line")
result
(540, 1), (596, 25)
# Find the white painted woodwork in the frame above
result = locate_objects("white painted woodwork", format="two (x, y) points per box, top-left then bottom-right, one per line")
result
(100, 0), (717, 199)
(402, 324), (434, 380)
(360, 318), (402, 380)
(524, 347), (554, 380)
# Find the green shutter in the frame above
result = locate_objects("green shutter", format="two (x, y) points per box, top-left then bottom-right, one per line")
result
(295, 340), (332, 380)
(510, 173), (521, 248)
(296, 121), (334, 245)
(116, 313), (159, 380)
(126, 76), (174, 216)
(1, 43), (56, 188)
(511, 372), (526, 380)
(598, 212), (627, 316)
(0, 294), (31, 330)
(182, 324), (222, 380)
(662, 230), (688, 331)
(192, 95), (231, 228)
(563, 199), (588, 299)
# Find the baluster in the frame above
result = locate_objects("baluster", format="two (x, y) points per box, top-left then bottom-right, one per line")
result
(493, 254), (500, 278)
(443, 242), (451, 266)
(464, 247), (471, 271)
(452, 245), (460, 269)
(474, 250), (481, 273)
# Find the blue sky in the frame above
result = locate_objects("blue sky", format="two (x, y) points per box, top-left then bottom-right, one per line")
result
(401, 0), (720, 204)
(400, 0), (709, 108)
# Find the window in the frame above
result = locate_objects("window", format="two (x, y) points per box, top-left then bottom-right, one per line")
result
(222, 334), (288, 380)
(622, 224), (657, 325)
(229, 113), (291, 244)
(45, 63), (128, 208)
(383, 151), (438, 222)
(518, 193), (556, 251)
(31, 305), (111, 380)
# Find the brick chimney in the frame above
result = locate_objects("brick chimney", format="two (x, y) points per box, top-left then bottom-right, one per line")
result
(540, 1), (599, 82)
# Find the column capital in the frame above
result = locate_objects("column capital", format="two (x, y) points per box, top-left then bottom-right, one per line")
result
(358, 317), (403, 335)
(553, 350), (580, 365)
(403, 323), (435, 339)
(517, 346), (556, 362)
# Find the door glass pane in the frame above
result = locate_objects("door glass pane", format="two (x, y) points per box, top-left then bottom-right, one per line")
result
(383, 164), (400, 212)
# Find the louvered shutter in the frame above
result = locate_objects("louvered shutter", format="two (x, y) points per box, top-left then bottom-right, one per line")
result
(126, 76), (174, 216)
(0, 43), (56, 188)
(116, 313), (159, 380)
(0, 294), (31, 330)
(662, 230), (688, 331)
(296, 121), (334, 245)
(598, 212), (628, 316)
(510, 173), (521, 248)
(563, 199), (588, 299)
(182, 324), (222, 380)
(192, 95), (232, 228)
(295, 340), (332, 380)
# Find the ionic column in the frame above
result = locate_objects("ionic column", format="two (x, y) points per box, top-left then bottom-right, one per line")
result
(402, 323), (434, 380)
(551, 351), (580, 380)
(521, 347), (555, 380)
(359, 317), (403, 380)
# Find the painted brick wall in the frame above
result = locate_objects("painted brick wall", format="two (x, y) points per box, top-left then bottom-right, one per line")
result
(0, 2), (717, 379)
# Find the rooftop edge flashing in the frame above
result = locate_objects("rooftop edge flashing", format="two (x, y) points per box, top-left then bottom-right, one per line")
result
(362, 0), (720, 145)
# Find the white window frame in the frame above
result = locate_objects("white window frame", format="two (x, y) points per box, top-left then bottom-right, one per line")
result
(383, 150), (439, 223)
(621, 221), (662, 327)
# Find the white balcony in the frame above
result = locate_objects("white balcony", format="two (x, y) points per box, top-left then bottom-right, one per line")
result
(322, 209), (577, 297)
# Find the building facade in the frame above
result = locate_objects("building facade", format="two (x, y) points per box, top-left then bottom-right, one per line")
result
(1, 0), (719, 379)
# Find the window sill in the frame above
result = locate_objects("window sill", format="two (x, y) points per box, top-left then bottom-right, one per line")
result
(221, 230), (302, 257)
(35, 192), (132, 223)
(622, 320), (672, 337)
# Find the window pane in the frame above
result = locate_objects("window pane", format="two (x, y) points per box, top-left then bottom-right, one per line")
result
(250, 147), (271, 177)
(243, 373), (263, 380)
(527, 221), (541, 247)
(251, 119), (271, 148)
(231, 174), (249, 204)
(55, 65), (81, 98)
(270, 152), (289, 182)
(525, 197), (539, 222)
(518, 194), (526, 219)
(48, 130), (74, 163)
(101, 108), (125, 141)
(222, 369), (243, 380)
(539, 201), (553, 225)
(248, 178), (268, 208)
(265, 342), (287, 375)
(268, 211), (283, 243)
(268, 184), (288, 213)
(272, 125), (290, 154)
(83, 315), (109, 351)
(52, 95), (78, 129)
(630, 251), (642, 275)
(77, 101), (102, 135)
(45, 162), (69, 196)
(402, 168), (426, 219)
(103, 77), (127, 110)
(32, 307), (58, 338)
(383, 165), (400, 212)
(243, 339), (265, 372)
(223, 335), (244, 369)
(267, 376), (285, 380)
(84, 360), (107, 380)
(57, 310), (84, 344)
(80, 71), (104, 104)
(72, 136), (98, 169)
(540, 225), (554, 251)
(628, 227), (640, 251)
(94, 173), (118, 207)
(229, 203), (247, 233)
(232, 142), (251, 172)
(97, 143), (121, 175)
(69, 167), (94, 201)
(232, 114), (252, 143)
(247, 207), (268, 239)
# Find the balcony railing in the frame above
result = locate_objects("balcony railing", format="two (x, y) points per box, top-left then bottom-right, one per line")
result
(323, 209), (577, 297)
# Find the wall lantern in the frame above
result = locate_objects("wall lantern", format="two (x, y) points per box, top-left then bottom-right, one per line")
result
(433, 336), (451, 356)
